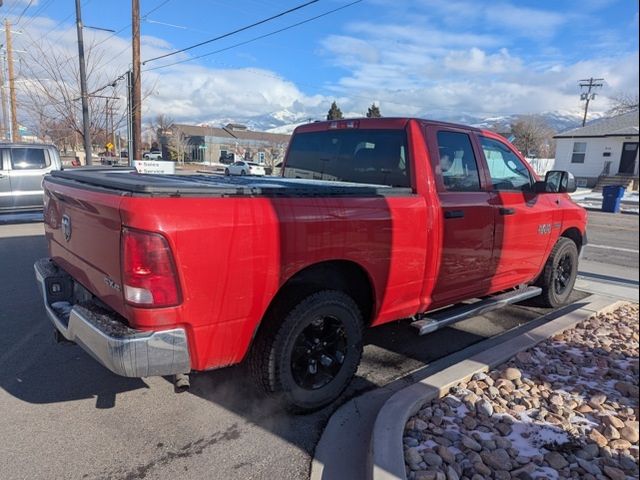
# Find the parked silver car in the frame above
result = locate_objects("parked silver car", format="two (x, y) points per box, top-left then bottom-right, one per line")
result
(0, 143), (62, 212)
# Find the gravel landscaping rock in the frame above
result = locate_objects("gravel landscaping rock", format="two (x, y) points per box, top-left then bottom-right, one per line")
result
(404, 303), (639, 480)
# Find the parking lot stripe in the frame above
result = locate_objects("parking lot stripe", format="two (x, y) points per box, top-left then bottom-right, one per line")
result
(585, 244), (639, 254)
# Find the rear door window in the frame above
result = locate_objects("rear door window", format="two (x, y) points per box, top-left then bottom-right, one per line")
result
(10, 148), (50, 169)
(435, 131), (482, 191)
(284, 129), (410, 187)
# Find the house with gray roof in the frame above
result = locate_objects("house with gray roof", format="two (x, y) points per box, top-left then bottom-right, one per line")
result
(553, 110), (639, 190)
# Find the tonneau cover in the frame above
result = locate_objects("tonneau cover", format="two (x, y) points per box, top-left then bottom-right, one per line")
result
(48, 168), (412, 197)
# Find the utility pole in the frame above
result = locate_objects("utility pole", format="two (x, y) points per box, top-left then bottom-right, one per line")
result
(132, 0), (142, 162)
(127, 69), (134, 165)
(75, 0), (93, 164)
(579, 77), (604, 127)
(4, 19), (19, 142)
(0, 50), (8, 141)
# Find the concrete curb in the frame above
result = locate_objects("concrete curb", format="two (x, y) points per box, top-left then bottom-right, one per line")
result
(369, 296), (627, 480)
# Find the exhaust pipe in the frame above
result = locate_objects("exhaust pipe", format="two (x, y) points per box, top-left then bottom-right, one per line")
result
(53, 329), (75, 345)
(174, 373), (190, 393)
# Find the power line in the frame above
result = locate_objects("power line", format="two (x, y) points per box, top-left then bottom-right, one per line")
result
(14, 0), (35, 26)
(17, 0), (172, 85)
(144, 0), (363, 72)
(18, 0), (56, 30)
(143, 0), (319, 65)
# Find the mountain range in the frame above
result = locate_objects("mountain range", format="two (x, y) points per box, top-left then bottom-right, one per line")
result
(198, 109), (602, 135)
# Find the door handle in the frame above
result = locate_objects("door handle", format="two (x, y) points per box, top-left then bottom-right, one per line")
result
(444, 210), (465, 219)
(499, 207), (516, 215)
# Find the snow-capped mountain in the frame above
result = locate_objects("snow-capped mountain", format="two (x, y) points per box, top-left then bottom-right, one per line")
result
(195, 110), (602, 135)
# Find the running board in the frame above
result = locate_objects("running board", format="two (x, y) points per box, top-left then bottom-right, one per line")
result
(410, 286), (542, 335)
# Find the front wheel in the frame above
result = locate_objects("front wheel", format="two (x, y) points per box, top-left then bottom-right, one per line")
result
(249, 290), (364, 412)
(535, 237), (579, 308)
(240, 170), (246, 176)
(224, 168), (230, 176)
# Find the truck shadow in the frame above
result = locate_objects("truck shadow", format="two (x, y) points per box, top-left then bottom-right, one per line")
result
(0, 233), (147, 409)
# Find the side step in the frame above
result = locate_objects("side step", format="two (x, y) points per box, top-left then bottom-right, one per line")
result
(410, 286), (542, 335)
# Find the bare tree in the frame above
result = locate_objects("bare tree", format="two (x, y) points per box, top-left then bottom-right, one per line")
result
(510, 115), (556, 158)
(168, 129), (190, 164)
(17, 33), (127, 158)
(151, 114), (174, 137)
(607, 92), (639, 116)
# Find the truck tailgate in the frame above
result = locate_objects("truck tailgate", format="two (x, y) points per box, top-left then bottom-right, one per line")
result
(43, 178), (127, 317)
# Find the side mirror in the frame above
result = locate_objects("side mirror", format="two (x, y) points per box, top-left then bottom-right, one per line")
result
(535, 170), (577, 194)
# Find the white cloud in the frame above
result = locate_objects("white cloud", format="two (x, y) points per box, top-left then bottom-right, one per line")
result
(444, 48), (522, 74)
(8, 0), (639, 133)
(485, 3), (567, 39)
(13, 18), (330, 127)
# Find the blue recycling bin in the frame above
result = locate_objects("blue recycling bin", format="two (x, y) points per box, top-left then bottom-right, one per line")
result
(602, 185), (626, 213)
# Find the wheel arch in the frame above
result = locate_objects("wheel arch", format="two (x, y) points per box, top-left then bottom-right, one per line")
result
(560, 226), (584, 254)
(245, 260), (376, 361)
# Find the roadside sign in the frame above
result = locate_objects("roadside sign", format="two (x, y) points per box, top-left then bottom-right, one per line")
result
(198, 145), (207, 150)
(106, 142), (114, 150)
(134, 160), (175, 174)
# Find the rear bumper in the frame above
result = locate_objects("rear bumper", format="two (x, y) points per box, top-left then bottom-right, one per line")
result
(34, 258), (191, 377)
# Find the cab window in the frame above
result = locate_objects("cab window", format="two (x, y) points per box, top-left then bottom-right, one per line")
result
(284, 129), (410, 187)
(480, 137), (532, 192)
(435, 131), (481, 191)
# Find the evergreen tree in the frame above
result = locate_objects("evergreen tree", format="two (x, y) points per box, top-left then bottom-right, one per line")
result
(366, 103), (382, 118)
(326, 101), (344, 120)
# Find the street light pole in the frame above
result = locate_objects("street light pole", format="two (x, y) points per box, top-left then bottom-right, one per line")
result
(75, 0), (92, 164)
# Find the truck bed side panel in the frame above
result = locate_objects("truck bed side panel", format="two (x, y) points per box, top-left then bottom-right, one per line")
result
(119, 194), (427, 370)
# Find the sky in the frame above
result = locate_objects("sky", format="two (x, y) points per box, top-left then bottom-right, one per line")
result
(2, 0), (639, 129)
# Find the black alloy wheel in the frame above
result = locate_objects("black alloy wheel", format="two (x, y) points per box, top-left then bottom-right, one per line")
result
(290, 315), (348, 390)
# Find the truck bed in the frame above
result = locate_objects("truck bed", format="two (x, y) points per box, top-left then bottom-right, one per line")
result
(48, 168), (412, 197)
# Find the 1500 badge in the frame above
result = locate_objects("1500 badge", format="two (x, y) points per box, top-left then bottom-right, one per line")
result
(538, 223), (552, 235)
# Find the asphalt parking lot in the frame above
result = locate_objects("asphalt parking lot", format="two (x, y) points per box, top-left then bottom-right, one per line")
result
(0, 211), (636, 480)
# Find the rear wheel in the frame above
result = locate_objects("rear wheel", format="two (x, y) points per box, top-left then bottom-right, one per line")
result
(535, 237), (579, 308)
(249, 290), (363, 412)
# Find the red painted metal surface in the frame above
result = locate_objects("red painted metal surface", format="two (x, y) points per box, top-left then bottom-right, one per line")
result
(42, 118), (587, 372)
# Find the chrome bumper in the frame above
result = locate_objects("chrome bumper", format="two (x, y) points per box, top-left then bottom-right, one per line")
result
(34, 258), (191, 377)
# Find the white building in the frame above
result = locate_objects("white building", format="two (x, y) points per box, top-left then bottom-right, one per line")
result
(553, 110), (639, 190)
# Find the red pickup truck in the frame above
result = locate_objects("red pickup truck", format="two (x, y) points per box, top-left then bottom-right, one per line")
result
(35, 118), (587, 411)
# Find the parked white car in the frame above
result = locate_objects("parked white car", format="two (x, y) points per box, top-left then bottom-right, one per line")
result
(143, 151), (163, 160)
(225, 161), (266, 176)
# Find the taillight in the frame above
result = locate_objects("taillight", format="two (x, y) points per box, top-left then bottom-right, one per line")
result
(121, 228), (181, 307)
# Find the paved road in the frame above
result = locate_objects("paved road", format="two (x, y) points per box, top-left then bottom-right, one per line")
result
(0, 212), (635, 480)
(582, 211), (639, 270)
(577, 211), (639, 301)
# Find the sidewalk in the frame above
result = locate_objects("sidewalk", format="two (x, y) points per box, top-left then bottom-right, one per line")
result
(570, 189), (639, 214)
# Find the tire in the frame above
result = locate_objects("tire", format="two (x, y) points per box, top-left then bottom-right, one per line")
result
(535, 237), (579, 308)
(249, 290), (364, 413)
(224, 168), (230, 176)
(241, 170), (246, 176)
